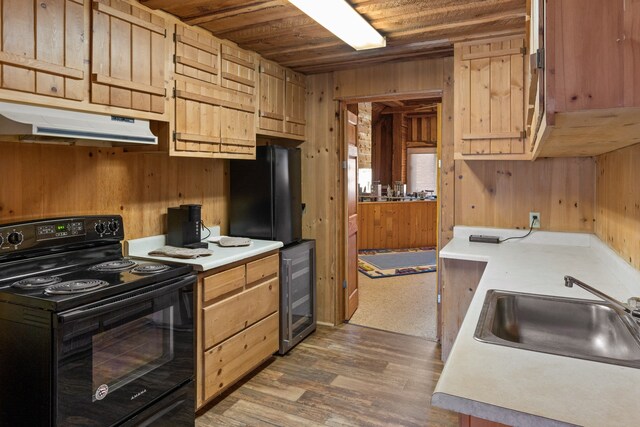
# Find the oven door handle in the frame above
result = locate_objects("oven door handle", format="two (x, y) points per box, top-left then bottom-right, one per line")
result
(58, 274), (196, 323)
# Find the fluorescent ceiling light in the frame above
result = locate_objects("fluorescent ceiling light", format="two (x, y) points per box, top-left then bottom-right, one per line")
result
(288, 0), (386, 50)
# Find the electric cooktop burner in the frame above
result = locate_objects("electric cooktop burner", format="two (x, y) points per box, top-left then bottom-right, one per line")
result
(44, 279), (110, 295)
(90, 259), (137, 272)
(12, 276), (62, 290)
(131, 263), (171, 275)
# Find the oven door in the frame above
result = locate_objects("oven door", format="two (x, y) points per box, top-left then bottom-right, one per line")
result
(54, 274), (195, 426)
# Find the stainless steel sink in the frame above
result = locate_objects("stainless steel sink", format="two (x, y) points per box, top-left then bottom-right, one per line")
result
(474, 290), (640, 368)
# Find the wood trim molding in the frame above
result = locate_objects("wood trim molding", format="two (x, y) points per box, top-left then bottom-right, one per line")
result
(92, 74), (166, 97)
(0, 52), (84, 80)
(221, 72), (256, 88)
(221, 53), (255, 69)
(175, 34), (219, 55)
(176, 56), (218, 75)
(92, 1), (166, 35)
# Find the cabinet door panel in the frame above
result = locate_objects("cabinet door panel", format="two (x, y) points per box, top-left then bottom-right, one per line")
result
(203, 312), (278, 400)
(258, 60), (285, 133)
(220, 107), (256, 157)
(174, 77), (221, 154)
(220, 43), (256, 96)
(175, 24), (219, 84)
(203, 277), (278, 349)
(285, 69), (306, 137)
(455, 35), (526, 158)
(90, 0), (166, 113)
(0, 0), (85, 100)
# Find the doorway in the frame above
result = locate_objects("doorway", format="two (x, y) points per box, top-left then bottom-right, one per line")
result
(342, 97), (442, 340)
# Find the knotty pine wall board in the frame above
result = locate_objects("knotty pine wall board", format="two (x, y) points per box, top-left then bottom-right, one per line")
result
(596, 143), (640, 269)
(454, 157), (595, 232)
(0, 142), (228, 239)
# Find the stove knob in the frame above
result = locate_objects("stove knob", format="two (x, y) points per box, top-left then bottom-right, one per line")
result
(7, 231), (23, 246)
(108, 221), (119, 233)
(95, 223), (106, 234)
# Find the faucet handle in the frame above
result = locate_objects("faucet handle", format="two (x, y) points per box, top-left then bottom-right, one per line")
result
(628, 297), (640, 308)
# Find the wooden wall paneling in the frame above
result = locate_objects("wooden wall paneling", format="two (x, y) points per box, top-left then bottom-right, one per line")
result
(440, 57), (455, 248)
(90, 0), (167, 113)
(0, 0), (86, 100)
(595, 144), (640, 270)
(357, 201), (437, 250)
(357, 102), (372, 169)
(391, 113), (404, 183)
(284, 69), (306, 137)
(334, 58), (444, 100)
(454, 157), (595, 232)
(258, 59), (285, 134)
(301, 73), (341, 324)
(0, 141), (229, 238)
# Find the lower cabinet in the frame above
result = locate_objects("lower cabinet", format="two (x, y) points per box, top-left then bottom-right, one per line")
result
(195, 251), (280, 409)
(440, 258), (487, 361)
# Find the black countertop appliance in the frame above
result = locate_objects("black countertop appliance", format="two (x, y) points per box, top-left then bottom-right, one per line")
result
(229, 145), (302, 245)
(167, 204), (206, 248)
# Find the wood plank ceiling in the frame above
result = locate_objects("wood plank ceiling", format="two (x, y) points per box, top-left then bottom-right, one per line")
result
(140, 0), (527, 74)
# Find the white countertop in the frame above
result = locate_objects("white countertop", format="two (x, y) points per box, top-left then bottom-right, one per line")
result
(125, 229), (283, 272)
(432, 226), (640, 427)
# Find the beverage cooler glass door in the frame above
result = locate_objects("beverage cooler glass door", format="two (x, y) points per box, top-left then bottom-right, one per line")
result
(281, 240), (316, 353)
(54, 275), (195, 426)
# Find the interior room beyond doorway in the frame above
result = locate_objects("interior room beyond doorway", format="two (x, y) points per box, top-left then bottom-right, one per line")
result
(346, 98), (441, 340)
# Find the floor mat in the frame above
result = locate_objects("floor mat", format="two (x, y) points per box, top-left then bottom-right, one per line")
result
(358, 247), (437, 278)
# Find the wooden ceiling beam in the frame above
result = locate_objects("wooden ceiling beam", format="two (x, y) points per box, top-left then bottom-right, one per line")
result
(184, 1), (286, 26)
(277, 39), (451, 67)
(390, 11), (527, 39)
(294, 48), (453, 74)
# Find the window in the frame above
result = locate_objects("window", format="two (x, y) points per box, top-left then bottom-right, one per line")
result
(406, 148), (437, 195)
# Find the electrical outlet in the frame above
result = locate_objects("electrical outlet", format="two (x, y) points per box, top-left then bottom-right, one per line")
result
(529, 212), (541, 228)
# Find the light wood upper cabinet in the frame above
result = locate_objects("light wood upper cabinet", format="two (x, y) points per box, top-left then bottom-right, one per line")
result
(91, 0), (167, 114)
(454, 35), (528, 160)
(258, 59), (286, 134)
(171, 23), (256, 159)
(285, 69), (306, 138)
(256, 60), (306, 140)
(529, 0), (640, 158)
(0, 0), (86, 101)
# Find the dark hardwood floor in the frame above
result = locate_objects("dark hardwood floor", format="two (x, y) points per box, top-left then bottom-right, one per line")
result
(196, 323), (458, 426)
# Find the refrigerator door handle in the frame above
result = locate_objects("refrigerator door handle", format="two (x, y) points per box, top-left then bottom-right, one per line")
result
(285, 258), (293, 341)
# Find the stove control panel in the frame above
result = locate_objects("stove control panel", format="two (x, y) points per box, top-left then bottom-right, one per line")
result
(0, 216), (125, 255)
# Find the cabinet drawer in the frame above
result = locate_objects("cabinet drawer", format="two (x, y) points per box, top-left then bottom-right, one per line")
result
(203, 265), (245, 302)
(203, 277), (278, 349)
(204, 312), (278, 400)
(246, 254), (279, 285)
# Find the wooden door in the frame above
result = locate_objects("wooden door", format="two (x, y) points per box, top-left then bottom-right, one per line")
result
(345, 110), (359, 320)
(91, 0), (166, 113)
(285, 69), (306, 137)
(454, 35), (527, 159)
(258, 60), (285, 134)
(0, 0), (86, 100)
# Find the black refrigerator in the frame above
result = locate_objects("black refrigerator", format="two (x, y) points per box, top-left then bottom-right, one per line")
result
(229, 145), (302, 245)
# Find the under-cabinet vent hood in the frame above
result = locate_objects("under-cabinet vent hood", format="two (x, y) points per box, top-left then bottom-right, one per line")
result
(0, 102), (157, 145)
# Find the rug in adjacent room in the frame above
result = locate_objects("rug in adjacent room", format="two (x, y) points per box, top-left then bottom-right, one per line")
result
(358, 247), (437, 279)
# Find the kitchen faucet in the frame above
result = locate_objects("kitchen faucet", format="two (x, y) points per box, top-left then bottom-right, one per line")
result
(564, 275), (640, 318)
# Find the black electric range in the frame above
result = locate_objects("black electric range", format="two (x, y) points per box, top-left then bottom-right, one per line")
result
(0, 215), (196, 427)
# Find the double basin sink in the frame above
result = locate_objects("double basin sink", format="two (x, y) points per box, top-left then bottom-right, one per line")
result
(475, 289), (640, 368)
